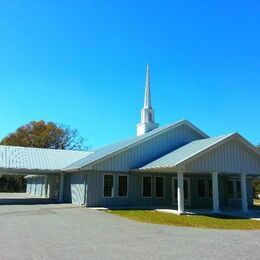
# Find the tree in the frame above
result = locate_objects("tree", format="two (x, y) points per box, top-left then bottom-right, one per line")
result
(0, 120), (87, 192)
(0, 120), (87, 150)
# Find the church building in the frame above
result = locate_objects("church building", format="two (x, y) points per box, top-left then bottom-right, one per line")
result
(1, 66), (260, 214)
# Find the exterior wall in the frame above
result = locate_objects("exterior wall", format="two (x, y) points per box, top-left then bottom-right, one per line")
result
(87, 171), (130, 207)
(92, 124), (205, 172)
(87, 171), (215, 208)
(86, 171), (254, 209)
(185, 139), (260, 175)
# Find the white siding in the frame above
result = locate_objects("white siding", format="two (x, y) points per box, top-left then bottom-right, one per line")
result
(93, 124), (204, 172)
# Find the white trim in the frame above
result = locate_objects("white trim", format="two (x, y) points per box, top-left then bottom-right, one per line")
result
(117, 174), (129, 198)
(172, 176), (191, 206)
(103, 174), (115, 198)
(154, 176), (165, 198)
(142, 175), (152, 198)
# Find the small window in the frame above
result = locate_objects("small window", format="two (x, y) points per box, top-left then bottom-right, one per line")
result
(118, 175), (128, 197)
(142, 176), (152, 197)
(148, 112), (153, 122)
(103, 175), (114, 197)
(197, 179), (206, 198)
(155, 177), (164, 197)
(208, 179), (212, 198)
(226, 180), (234, 199)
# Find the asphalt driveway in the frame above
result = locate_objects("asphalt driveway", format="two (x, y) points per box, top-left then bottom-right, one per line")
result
(0, 195), (259, 259)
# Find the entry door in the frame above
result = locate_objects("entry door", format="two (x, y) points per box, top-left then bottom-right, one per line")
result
(70, 173), (86, 206)
(172, 177), (191, 205)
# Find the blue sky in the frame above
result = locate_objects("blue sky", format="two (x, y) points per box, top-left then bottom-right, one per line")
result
(0, 1), (259, 148)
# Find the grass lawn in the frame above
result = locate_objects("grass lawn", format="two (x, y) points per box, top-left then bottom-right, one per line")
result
(108, 210), (260, 230)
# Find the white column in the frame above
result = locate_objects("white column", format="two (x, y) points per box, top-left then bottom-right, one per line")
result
(58, 173), (65, 202)
(177, 170), (184, 214)
(240, 174), (248, 212)
(212, 172), (220, 213)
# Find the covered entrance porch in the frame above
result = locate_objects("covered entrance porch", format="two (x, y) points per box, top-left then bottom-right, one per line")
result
(0, 169), (66, 204)
(171, 171), (252, 214)
(139, 132), (260, 215)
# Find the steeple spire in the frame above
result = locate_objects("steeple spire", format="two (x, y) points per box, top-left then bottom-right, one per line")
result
(136, 65), (159, 136)
(144, 64), (151, 108)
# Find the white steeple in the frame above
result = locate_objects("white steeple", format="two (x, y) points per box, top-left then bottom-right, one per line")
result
(136, 65), (159, 136)
(144, 65), (151, 108)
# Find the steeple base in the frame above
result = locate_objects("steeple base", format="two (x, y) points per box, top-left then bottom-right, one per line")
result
(136, 122), (159, 136)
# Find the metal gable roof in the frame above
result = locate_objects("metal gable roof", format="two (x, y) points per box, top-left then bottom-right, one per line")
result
(139, 134), (235, 170)
(66, 119), (208, 170)
(0, 145), (93, 172)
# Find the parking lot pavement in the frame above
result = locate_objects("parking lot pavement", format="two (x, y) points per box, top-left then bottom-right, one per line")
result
(0, 196), (260, 259)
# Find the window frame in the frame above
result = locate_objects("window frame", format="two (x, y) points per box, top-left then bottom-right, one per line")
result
(142, 175), (152, 198)
(154, 176), (165, 198)
(208, 179), (213, 198)
(103, 174), (115, 198)
(117, 174), (129, 198)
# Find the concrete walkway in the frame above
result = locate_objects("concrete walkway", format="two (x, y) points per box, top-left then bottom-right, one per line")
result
(0, 202), (259, 259)
(156, 208), (260, 221)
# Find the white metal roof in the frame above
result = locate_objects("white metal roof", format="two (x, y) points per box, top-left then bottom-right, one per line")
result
(0, 145), (92, 172)
(65, 119), (208, 170)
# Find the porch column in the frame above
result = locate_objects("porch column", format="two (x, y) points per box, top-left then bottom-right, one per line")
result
(212, 172), (220, 213)
(240, 174), (248, 212)
(58, 173), (65, 202)
(177, 170), (184, 214)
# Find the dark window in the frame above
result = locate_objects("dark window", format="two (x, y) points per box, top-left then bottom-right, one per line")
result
(208, 179), (212, 198)
(174, 179), (177, 199)
(155, 177), (164, 197)
(143, 176), (152, 197)
(236, 180), (241, 199)
(184, 179), (189, 200)
(118, 175), (128, 197)
(103, 175), (114, 197)
(198, 179), (206, 198)
(227, 180), (234, 199)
